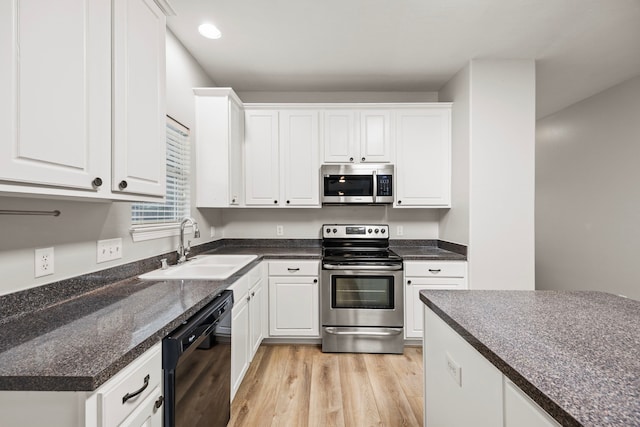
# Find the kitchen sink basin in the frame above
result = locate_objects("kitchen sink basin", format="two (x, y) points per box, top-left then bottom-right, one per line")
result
(139, 254), (257, 281)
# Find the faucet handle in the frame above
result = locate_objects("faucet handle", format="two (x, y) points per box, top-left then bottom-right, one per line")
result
(185, 240), (191, 255)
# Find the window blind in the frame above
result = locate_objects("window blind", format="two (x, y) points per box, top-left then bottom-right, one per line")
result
(131, 116), (191, 225)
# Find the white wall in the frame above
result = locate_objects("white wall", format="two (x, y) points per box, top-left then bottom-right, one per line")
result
(438, 64), (470, 246)
(220, 206), (440, 239)
(0, 30), (219, 296)
(438, 60), (536, 290)
(468, 60), (536, 290)
(536, 74), (640, 300)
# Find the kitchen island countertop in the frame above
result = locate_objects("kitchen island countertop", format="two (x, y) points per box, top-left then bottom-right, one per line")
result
(420, 290), (640, 426)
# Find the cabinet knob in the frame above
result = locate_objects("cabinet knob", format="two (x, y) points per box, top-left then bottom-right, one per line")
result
(349, 157), (354, 162)
(247, 296), (251, 302)
(398, 200), (402, 205)
(361, 157), (366, 162)
(274, 200), (278, 204)
(154, 396), (164, 410)
(251, 291), (255, 297)
(313, 279), (318, 283)
(92, 177), (103, 188)
(118, 180), (128, 190)
(286, 200), (290, 204)
(232, 198), (236, 203)
(407, 280), (412, 285)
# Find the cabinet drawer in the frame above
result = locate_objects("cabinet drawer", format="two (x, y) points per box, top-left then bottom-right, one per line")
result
(97, 343), (161, 427)
(228, 274), (250, 300)
(269, 260), (319, 276)
(247, 261), (265, 287)
(404, 261), (466, 278)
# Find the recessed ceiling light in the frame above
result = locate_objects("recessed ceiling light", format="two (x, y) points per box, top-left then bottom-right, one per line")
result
(198, 23), (221, 40)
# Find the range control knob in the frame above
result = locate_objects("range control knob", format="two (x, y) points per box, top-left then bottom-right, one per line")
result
(381, 229), (386, 234)
(368, 228), (373, 233)
(333, 228), (337, 234)
(326, 228), (331, 234)
(374, 228), (379, 233)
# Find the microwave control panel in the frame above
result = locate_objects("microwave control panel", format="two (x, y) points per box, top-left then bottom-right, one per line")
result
(377, 175), (393, 196)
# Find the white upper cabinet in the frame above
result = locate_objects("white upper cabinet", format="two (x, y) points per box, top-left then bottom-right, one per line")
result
(322, 109), (391, 164)
(359, 109), (392, 163)
(244, 107), (321, 207)
(394, 107), (451, 207)
(194, 88), (244, 207)
(244, 110), (280, 206)
(280, 110), (320, 206)
(0, 0), (111, 193)
(112, 0), (166, 197)
(0, 0), (169, 201)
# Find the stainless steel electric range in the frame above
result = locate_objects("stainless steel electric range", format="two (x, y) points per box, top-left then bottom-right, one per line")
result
(321, 224), (404, 354)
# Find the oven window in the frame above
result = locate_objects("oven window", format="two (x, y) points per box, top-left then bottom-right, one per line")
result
(332, 275), (394, 309)
(323, 175), (373, 196)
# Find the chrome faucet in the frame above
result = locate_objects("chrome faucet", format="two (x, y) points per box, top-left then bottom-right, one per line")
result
(177, 217), (201, 264)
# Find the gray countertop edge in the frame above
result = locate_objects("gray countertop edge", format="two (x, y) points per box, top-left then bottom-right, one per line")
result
(419, 292), (581, 427)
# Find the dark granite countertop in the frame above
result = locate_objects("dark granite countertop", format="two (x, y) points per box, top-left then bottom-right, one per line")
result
(390, 239), (467, 260)
(420, 290), (640, 427)
(0, 238), (462, 392)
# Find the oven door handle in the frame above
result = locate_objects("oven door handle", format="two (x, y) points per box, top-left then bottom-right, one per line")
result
(323, 263), (403, 271)
(324, 327), (403, 337)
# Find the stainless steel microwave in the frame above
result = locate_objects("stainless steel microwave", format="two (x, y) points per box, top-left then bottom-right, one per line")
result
(321, 164), (394, 205)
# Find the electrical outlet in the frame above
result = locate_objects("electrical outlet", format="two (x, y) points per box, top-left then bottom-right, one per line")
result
(35, 247), (54, 278)
(97, 238), (123, 263)
(397, 225), (404, 236)
(210, 226), (216, 238)
(446, 352), (462, 387)
(276, 225), (284, 236)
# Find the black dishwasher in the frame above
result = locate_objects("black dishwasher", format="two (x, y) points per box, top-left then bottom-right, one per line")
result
(163, 290), (233, 427)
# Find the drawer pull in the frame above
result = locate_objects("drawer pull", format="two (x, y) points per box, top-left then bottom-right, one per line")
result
(122, 374), (150, 404)
(429, 269), (442, 273)
(287, 268), (300, 272)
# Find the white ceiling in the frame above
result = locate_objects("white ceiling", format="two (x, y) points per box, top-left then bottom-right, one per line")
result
(167, 0), (640, 118)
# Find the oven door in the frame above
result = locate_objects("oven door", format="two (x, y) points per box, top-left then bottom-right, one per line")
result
(321, 266), (403, 327)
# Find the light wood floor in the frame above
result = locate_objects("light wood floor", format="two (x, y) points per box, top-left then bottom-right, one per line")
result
(229, 345), (423, 427)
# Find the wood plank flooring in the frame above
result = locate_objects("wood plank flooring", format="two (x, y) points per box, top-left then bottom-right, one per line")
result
(229, 345), (423, 427)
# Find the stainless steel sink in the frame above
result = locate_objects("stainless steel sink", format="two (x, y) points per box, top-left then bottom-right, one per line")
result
(139, 254), (258, 280)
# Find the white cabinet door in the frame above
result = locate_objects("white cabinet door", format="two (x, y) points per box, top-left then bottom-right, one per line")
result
(322, 110), (357, 163)
(0, 0), (111, 193)
(230, 294), (250, 400)
(268, 276), (319, 337)
(112, 0), (166, 197)
(249, 278), (265, 359)
(504, 379), (560, 427)
(405, 278), (467, 339)
(359, 109), (391, 163)
(195, 89), (244, 207)
(280, 110), (320, 206)
(424, 307), (503, 427)
(395, 108), (451, 207)
(244, 110), (280, 206)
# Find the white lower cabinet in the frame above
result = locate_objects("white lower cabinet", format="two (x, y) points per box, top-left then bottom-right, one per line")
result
(404, 261), (467, 339)
(229, 262), (266, 400)
(0, 343), (163, 427)
(504, 378), (560, 427)
(424, 307), (560, 427)
(268, 260), (319, 337)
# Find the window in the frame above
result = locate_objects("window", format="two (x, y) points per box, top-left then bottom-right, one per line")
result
(130, 116), (191, 241)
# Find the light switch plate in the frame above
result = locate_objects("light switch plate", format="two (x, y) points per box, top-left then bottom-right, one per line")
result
(446, 352), (462, 387)
(97, 238), (123, 263)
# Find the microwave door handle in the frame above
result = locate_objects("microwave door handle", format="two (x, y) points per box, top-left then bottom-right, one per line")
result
(372, 170), (377, 203)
